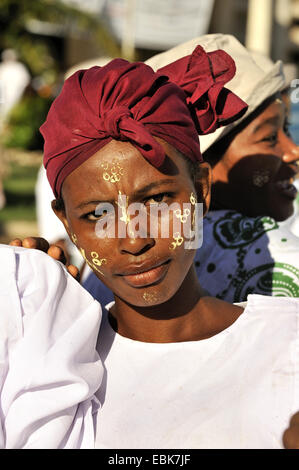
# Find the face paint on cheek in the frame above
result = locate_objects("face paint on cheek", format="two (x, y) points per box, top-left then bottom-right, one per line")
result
(70, 232), (77, 244)
(169, 232), (184, 250)
(252, 169), (270, 187)
(70, 235), (107, 276)
(70, 232), (107, 275)
(91, 251), (107, 270)
(190, 192), (197, 206)
(190, 192), (197, 230)
(174, 208), (190, 224)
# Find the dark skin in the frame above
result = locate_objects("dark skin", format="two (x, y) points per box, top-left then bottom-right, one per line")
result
(283, 412), (299, 449)
(205, 94), (299, 221)
(49, 137), (243, 343)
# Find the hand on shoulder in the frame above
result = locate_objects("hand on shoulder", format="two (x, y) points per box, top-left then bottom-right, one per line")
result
(9, 236), (80, 280)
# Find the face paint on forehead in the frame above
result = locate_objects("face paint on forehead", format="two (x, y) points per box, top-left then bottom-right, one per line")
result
(101, 158), (124, 184)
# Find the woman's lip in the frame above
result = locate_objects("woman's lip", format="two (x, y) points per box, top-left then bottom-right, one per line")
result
(275, 179), (298, 199)
(121, 260), (171, 288)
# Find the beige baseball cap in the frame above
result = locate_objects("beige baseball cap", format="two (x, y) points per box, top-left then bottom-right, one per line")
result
(146, 34), (286, 153)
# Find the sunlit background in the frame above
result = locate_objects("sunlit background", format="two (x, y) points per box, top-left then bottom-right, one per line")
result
(0, 0), (298, 245)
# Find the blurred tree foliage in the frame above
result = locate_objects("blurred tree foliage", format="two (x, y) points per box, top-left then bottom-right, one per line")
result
(0, 0), (120, 78)
(0, 0), (121, 150)
(2, 94), (52, 150)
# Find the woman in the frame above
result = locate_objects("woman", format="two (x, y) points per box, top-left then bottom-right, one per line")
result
(24, 45), (299, 449)
(146, 34), (299, 303)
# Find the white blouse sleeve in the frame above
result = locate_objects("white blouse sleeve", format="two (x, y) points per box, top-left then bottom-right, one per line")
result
(0, 245), (103, 449)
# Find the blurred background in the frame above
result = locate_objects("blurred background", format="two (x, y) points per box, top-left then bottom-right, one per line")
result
(0, 0), (298, 247)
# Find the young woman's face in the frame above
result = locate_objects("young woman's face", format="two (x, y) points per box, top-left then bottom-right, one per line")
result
(210, 96), (299, 221)
(56, 139), (210, 307)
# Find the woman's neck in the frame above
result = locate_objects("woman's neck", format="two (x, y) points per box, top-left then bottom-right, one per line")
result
(109, 266), (244, 343)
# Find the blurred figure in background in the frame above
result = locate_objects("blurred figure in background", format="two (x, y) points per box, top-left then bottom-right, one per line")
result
(0, 49), (30, 213)
(0, 49), (30, 130)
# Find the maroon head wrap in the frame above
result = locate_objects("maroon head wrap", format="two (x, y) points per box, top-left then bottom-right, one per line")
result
(40, 45), (247, 197)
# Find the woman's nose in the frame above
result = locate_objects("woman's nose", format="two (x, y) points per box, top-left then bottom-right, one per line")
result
(119, 234), (155, 255)
(280, 131), (299, 164)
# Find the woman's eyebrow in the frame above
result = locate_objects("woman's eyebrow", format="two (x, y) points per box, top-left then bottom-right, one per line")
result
(134, 179), (177, 196)
(75, 179), (177, 209)
(252, 115), (281, 134)
(75, 199), (114, 210)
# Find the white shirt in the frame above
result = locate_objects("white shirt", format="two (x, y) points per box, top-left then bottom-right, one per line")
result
(95, 295), (299, 449)
(0, 244), (103, 449)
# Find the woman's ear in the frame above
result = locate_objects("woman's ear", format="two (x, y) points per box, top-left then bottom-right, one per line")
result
(51, 199), (70, 233)
(194, 162), (212, 217)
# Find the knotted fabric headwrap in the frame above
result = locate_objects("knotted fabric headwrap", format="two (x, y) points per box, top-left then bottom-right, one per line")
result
(40, 45), (247, 197)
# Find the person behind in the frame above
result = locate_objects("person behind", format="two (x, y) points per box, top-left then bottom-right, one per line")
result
(145, 34), (299, 303)
(29, 46), (299, 449)
(0, 49), (30, 129)
(0, 243), (102, 448)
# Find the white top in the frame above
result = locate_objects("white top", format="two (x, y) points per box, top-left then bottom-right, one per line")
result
(0, 244), (103, 449)
(95, 295), (299, 449)
(195, 209), (299, 302)
(0, 59), (30, 118)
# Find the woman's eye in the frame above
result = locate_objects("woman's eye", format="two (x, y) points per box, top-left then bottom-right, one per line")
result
(263, 132), (278, 146)
(84, 209), (108, 221)
(145, 193), (171, 205)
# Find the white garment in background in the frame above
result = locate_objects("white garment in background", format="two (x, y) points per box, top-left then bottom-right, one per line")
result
(35, 166), (83, 267)
(95, 295), (299, 449)
(0, 59), (30, 120)
(0, 244), (103, 449)
(35, 166), (67, 244)
(287, 181), (299, 238)
(194, 209), (299, 302)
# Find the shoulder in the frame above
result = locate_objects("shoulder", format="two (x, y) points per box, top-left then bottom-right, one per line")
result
(237, 295), (299, 339)
(244, 294), (299, 315)
(0, 243), (101, 339)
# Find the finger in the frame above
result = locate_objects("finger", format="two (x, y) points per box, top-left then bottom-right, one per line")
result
(290, 412), (299, 427)
(283, 425), (299, 449)
(22, 237), (50, 252)
(47, 245), (67, 264)
(67, 264), (80, 281)
(9, 239), (22, 246)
